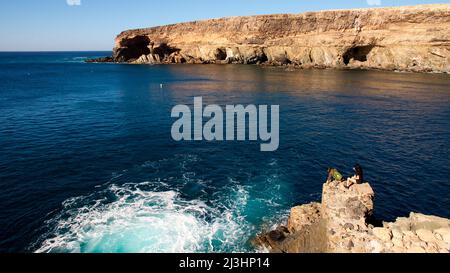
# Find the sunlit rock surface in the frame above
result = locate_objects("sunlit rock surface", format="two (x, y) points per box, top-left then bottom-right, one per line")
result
(255, 179), (450, 253)
(113, 4), (450, 73)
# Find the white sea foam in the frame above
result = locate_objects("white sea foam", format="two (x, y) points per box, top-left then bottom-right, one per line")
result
(36, 183), (252, 253)
(34, 154), (291, 253)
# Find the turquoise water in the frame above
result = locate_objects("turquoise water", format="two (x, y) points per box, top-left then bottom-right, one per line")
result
(0, 52), (449, 253)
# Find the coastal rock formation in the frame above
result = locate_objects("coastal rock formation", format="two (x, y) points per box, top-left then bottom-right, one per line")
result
(85, 56), (114, 63)
(255, 179), (450, 253)
(112, 4), (450, 73)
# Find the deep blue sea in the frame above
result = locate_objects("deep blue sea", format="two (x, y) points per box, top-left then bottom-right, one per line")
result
(0, 52), (449, 253)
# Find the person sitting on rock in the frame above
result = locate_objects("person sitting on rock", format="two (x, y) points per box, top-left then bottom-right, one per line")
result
(344, 164), (365, 188)
(327, 168), (344, 183)
(353, 164), (364, 184)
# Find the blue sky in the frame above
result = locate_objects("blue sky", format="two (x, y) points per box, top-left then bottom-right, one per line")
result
(0, 0), (448, 51)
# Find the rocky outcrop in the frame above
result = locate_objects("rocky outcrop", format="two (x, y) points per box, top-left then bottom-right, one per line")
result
(113, 4), (450, 73)
(255, 178), (450, 253)
(85, 56), (114, 63)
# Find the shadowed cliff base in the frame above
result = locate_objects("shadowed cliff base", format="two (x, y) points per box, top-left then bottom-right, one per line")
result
(107, 4), (450, 73)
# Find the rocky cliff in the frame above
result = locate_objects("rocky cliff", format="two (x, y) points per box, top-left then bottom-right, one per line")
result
(112, 4), (450, 73)
(255, 178), (450, 253)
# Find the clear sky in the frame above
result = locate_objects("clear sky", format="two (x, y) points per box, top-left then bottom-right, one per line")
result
(0, 0), (448, 51)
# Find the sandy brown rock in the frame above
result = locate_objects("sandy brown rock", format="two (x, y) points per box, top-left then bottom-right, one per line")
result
(372, 228), (393, 242)
(287, 203), (321, 233)
(255, 177), (450, 253)
(255, 203), (327, 253)
(113, 4), (450, 73)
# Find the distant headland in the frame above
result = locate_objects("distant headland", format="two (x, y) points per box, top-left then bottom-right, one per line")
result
(90, 4), (450, 73)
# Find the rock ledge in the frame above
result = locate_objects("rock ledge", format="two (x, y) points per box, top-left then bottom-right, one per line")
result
(255, 180), (450, 253)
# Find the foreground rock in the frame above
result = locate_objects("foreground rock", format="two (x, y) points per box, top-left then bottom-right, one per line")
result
(255, 180), (450, 253)
(113, 4), (450, 73)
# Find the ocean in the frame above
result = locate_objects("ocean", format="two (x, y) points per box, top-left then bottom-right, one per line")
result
(0, 52), (449, 253)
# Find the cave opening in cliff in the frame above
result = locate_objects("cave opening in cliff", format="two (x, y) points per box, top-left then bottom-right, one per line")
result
(119, 35), (151, 61)
(248, 52), (268, 65)
(343, 45), (375, 65)
(153, 43), (179, 59)
(214, 48), (227, 61)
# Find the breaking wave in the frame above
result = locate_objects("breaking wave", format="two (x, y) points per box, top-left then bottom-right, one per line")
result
(33, 155), (290, 253)
(35, 183), (253, 253)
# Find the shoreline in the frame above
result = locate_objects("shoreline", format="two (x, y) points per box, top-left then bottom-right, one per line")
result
(85, 57), (450, 74)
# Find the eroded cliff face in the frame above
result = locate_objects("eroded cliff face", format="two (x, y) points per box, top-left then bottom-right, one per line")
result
(255, 179), (450, 253)
(113, 4), (450, 73)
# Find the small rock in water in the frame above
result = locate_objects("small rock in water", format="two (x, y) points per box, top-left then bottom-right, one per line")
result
(85, 56), (114, 63)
